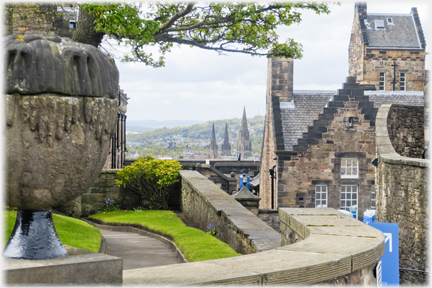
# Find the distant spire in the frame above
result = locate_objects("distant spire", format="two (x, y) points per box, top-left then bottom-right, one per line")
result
(237, 107), (252, 158)
(221, 123), (231, 156)
(208, 122), (218, 159)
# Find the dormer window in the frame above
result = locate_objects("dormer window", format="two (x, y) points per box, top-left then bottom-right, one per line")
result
(387, 17), (394, 25)
(375, 19), (385, 30)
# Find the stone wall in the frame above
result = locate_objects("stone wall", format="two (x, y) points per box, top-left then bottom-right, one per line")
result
(375, 104), (428, 285)
(387, 105), (425, 158)
(258, 209), (280, 232)
(5, 4), (75, 37)
(180, 170), (281, 254)
(123, 207), (384, 285)
(195, 164), (237, 194)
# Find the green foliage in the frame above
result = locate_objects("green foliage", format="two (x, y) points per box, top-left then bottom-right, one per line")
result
(89, 210), (241, 262)
(4, 210), (101, 252)
(116, 155), (182, 210)
(80, 2), (332, 66)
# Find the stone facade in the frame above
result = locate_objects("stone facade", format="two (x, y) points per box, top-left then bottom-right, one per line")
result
(237, 107), (252, 158)
(349, 3), (426, 91)
(375, 104), (428, 285)
(221, 123), (232, 156)
(260, 57), (293, 209)
(276, 78), (377, 220)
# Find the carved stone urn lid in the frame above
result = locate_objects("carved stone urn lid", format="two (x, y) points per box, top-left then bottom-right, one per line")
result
(5, 35), (118, 98)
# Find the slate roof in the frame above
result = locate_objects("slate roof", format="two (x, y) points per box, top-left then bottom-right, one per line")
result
(365, 14), (423, 49)
(280, 90), (424, 151)
(280, 92), (334, 151)
(365, 91), (424, 108)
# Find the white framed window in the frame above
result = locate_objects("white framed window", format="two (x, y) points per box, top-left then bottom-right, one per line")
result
(379, 72), (385, 91)
(341, 158), (359, 178)
(375, 19), (385, 30)
(400, 72), (406, 91)
(371, 185), (376, 209)
(387, 17), (394, 25)
(340, 185), (358, 211)
(315, 185), (328, 208)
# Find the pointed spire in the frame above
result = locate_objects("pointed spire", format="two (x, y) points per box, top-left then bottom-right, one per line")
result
(237, 107), (252, 158)
(221, 123), (231, 156)
(208, 122), (218, 159)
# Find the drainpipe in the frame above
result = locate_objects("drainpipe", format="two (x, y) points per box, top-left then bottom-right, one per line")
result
(269, 165), (276, 209)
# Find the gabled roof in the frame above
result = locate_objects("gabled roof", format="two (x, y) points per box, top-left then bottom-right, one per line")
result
(365, 14), (423, 49)
(279, 88), (424, 152)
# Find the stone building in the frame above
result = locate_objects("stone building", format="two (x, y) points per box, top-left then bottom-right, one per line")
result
(237, 107), (252, 158)
(5, 3), (78, 37)
(349, 3), (426, 91)
(221, 123), (232, 156)
(208, 122), (218, 159)
(259, 57), (424, 220)
(104, 88), (128, 169)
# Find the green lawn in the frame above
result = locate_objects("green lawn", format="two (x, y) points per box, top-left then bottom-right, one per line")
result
(4, 210), (101, 253)
(89, 210), (241, 262)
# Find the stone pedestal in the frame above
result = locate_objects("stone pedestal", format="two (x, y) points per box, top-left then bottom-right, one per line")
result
(4, 245), (123, 285)
(232, 186), (261, 215)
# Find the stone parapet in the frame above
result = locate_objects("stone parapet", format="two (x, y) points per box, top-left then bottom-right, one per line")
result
(375, 104), (428, 285)
(123, 207), (384, 285)
(180, 170), (280, 254)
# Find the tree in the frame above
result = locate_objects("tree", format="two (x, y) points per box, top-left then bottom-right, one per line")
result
(72, 2), (331, 67)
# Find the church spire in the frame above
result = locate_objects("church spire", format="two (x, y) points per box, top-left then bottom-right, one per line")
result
(221, 123), (231, 156)
(208, 122), (218, 159)
(237, 107), (252, 158)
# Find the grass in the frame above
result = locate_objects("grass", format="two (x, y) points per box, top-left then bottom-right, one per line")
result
(4, 210), (101, 253)
(89, 210), (241, 262)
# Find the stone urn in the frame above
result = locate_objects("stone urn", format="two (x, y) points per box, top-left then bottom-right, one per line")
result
(4, 35), (119, 259)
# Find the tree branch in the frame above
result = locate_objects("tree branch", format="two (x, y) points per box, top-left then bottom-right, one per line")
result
(158, 3), (195, 33)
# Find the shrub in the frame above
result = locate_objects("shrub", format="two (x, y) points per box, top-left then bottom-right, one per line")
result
(116, 155), (181, 210)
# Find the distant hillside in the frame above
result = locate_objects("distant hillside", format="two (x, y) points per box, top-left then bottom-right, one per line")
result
(127, 115), (265, 148)
(127, 119), (206, 130)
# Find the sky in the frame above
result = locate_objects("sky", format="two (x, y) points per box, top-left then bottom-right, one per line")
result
(114, 1), (431, 122)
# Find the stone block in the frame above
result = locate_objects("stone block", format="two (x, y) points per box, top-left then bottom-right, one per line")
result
(4, 246), (122, 285)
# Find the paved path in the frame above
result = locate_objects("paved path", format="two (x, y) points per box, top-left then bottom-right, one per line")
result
(99, 229), (180, 270)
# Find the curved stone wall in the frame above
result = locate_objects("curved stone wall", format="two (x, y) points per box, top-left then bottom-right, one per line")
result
(122, 171), (384, 285)
(375, 104), (428, 285)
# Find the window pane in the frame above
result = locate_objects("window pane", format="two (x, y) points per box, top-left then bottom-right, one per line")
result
(323, 186), (327, 192)
(352, 200), (357, 206)
(347, 186), (351, 192)
(352, 168), (358, 175)
(341, 186), (346, 192)
(316, 193), (321, 200)
(316, 200), (320, 206)
(341, 193), (345, 199)
(352, 186), (357, 192)
(322, 200), (326, 206)
(352, 193), (357, 199)
(347, 194), (351, 199)
(341, 200), (345, 207)
(347, 200), (351, 206)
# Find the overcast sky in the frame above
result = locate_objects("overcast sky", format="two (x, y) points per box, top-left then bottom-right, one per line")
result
(113, 1), (430, 122)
